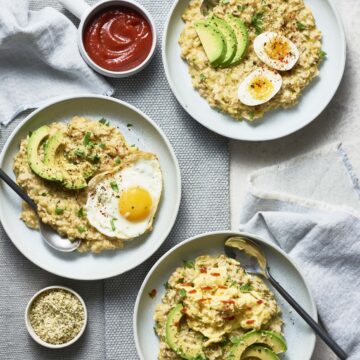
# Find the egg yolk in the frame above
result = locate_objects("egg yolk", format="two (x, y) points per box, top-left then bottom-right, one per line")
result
(265, 37), (290, 60)
(118, 187), (152, 222)
(248, 76), (274, 100)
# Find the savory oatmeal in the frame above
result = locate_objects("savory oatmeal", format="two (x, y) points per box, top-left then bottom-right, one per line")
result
(14, 116), (162, 253)
(179, 0), (323, 120)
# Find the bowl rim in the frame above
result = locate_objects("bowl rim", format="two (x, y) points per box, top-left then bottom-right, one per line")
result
(0, 94), (181, 280)
(133, 230), (318, 360)
(25, 285), (88, 349)
(77, 0), (157, 78)
(161, 0), (347, 141)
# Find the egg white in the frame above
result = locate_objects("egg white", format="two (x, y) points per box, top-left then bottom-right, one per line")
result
(238, 68), (282, 106)
(254, 32), (300, 71)
(86, 153), (162, 240)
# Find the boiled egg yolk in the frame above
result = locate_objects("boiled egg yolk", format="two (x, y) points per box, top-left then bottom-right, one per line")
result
(118, 187), (152, 221)
(248, 76), (275, 101)
(265, 37), (291, 61)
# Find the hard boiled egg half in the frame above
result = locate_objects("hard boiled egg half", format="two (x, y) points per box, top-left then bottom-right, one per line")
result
(86, 152), (162, 240)
(238, 68), (282, 106)
(254, 32), (300, 71)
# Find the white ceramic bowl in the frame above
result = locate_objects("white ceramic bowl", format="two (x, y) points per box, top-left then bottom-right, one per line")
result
(162, 0), (346, 141)
(60, 0), (157, 78)
(0, 95), (181, 280)
(134, 231), (317, 360)
(25, 286), (87, 349)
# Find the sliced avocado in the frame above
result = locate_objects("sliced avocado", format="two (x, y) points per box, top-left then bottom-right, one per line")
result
(210, 16), (237, 67)
(44, 132), (90, 190)
(166, 304), (205, 360)
(27, 126), (64, 181)
(226, 15), (249, 66)
(44, 131), (64, 166)
(194, 20), (226, 67)
(227, 330), (287, 360)
(242, 345), (280, 360)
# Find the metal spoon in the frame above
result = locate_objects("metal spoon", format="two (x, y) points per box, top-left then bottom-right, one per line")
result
(0, 168), (80, 252)
(200, 0), (219, 16)
(225, 236), (348, 360)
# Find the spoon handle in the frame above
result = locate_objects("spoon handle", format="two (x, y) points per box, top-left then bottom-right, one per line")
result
(267, 270), (347, 360)
(0, 168), (37, 212)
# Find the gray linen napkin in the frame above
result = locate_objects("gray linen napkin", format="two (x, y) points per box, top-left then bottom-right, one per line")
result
(0, 0), (230, 359)
(0, 0), (113, 125)
(239, 142), (360, 359)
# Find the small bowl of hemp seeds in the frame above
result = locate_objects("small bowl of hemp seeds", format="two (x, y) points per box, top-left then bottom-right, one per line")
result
(25, 286), (87, 348)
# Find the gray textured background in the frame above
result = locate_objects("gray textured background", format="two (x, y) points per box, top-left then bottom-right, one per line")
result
(0, 0), (230, 359)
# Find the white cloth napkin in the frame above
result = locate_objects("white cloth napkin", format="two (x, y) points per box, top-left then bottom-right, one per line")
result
(239, 141), (360, 359)
(0, 0), (113, 125)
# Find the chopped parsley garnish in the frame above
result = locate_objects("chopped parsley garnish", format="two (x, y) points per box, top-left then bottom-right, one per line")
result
(230, 336), (240, 344)
(78, 226), (86, 233)
(74, 149), (85, 158)
(127, 123), (133, 128)
(110, 218), (116, 231)
(87, 154), (100, 163)
(28, 131), (33, 137)
(164, 282), (170, 290)
(183, 260), (195, 268)
(296, 21), (306, 31)
(230, 280), (237, 287)
(83, 132), (95, 147)
(131, 144), (136, 147)
(110, 181), (119, 192)
(251, 12), (264, 35)
(240, 283), (253, 293)
(320, 50), (327, 60)
(221, 0), (230, 4)
(99, 118), (109, 126)
(114, 157), (121, 165)
(77, 207), (85, 218)
(99, 143), (106, 149)
(55, 207), (64, 215)
(249, 111), (255, 120)
(179, 288), (187, 298)
(200, 73), (206, 82)
(237, 4), (248, 11)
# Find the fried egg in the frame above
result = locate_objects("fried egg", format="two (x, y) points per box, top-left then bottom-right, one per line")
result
(86, 152), (162, 239)
(238, 68), (282, 106)
(254, 32), (300, 71)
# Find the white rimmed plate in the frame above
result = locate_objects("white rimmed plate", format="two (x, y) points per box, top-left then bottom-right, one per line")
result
(163, 0), (346, 141)
(134, 231), (317, 360)
(0, 95), (181, 280)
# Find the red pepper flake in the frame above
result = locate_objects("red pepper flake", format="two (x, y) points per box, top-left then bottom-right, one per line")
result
(148, 289), (157, 298)
(201, 286), (213, 291)
(246, 319), (255, 325)
(188, 289), (197, 294)
(181, 307), (187, 314)
(210, 272), (221, 277)
(223, 316), (235, 321)
(257, 299), (263, 305)
(180, 283), (193, 287)
(218, 285), (228, 289)
(247, 306), (253, 310)
(200, 267), (207, 273)
(221, 300), (235, 305)
(198, 298), (210, 303)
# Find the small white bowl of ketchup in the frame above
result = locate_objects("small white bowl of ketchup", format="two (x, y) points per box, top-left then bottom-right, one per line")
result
(59, 0), (157, 78)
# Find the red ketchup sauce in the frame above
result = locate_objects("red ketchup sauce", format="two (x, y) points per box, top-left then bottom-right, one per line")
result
(83, 7), (153, 72)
